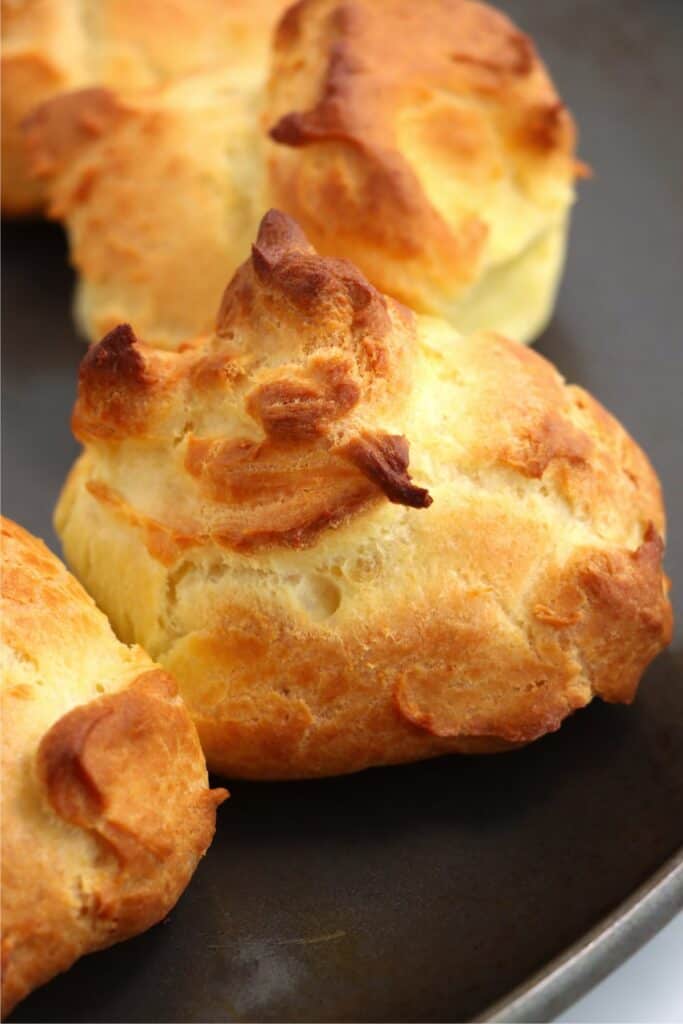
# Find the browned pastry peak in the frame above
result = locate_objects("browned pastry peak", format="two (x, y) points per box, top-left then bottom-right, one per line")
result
(76, 323), (151, 435)
(215, 208), (399, 380)
(72, 210), (432, 555)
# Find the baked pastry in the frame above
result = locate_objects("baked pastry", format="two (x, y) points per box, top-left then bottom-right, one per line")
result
(267, 0), (583, 342)
(1, 516), (226, 1015)
(1, 0), (289, 215)
(24, 0), (582, 347)
(54, 210), (672, 780)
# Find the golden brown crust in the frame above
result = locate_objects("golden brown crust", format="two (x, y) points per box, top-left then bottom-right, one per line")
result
(2, 0), (290, 215)
(182, 437), (379, 552)
(265, 0), (579, 333)
(55, 213), (671, 780)
(395, 525), (672, 742)
(37, 670), (221, 871)
(533, 524), (673, 705)
(246, 366), (361, 440)
(0, 517), (226, 1015)
(269, 0), (575, 179)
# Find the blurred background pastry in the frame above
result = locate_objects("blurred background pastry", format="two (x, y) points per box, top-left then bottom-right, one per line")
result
(54, 211), (671, 780)
(1, 516), (226, 1015)
(22, 0), (583, 347)
(1, 0), (289, 214)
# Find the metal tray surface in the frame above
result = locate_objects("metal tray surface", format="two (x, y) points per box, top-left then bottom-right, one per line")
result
(2, 1), (682, 1020)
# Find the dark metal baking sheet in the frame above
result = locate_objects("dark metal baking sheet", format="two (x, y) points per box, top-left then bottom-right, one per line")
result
(2, 1), (682, 1020)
